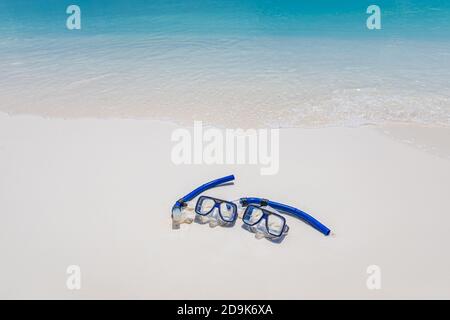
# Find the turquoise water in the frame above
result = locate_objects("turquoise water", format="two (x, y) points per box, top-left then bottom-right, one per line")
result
(2, 0), (450, 38)
(1, 1), (449, 127)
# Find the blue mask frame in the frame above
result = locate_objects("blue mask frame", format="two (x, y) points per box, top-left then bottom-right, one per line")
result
(195, 195), (238, 223)
(242, 205), (288, 237)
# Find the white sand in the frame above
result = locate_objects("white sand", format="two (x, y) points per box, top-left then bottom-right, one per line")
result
(1, 112), (450, 299)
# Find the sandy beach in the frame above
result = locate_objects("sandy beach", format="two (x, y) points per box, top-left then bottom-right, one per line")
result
(1, 112), (449, 299)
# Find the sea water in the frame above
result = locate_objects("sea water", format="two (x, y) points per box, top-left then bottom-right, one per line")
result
(0, 0), (449, 128)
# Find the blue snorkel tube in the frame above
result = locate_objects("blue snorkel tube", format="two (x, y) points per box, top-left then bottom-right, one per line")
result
(240, 197), (331, 236)
(171, 175), (235, 226)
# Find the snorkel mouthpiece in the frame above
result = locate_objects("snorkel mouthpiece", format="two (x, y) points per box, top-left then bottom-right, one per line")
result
(171, 204), (182, 220)
(171, 204), (183, 229)
(171, 202), (193, 229)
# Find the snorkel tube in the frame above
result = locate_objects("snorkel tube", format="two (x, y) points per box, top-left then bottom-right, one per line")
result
(240, 197), (331, 236)
(172, 175), (235, 227)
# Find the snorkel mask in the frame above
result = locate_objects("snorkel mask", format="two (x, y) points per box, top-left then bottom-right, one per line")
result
(241, 204), (290, 240)
(171, 175), (332, 239)
(194, 196), (239, 227)
(171, 175), (235, 229)
(239, 197), (331, 237)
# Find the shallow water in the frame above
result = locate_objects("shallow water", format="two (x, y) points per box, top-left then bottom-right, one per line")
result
(1, 0), (449, 128)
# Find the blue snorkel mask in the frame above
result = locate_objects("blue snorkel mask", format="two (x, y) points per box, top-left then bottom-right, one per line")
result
(171, 175), (332, 239)
(239, 197), (331, 237)
(171, 175), (236, 228)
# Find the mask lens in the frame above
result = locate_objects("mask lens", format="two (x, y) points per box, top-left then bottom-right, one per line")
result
(267, 214), (285, 236)
(196, 197), (216, 215)
(243, 206), (264, 226)
(219, 202), (237, 222)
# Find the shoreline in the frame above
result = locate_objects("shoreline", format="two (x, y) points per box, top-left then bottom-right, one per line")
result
(1, 111), (449, 160)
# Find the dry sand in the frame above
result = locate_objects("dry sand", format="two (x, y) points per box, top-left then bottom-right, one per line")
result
(0, 112), (449, 299)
